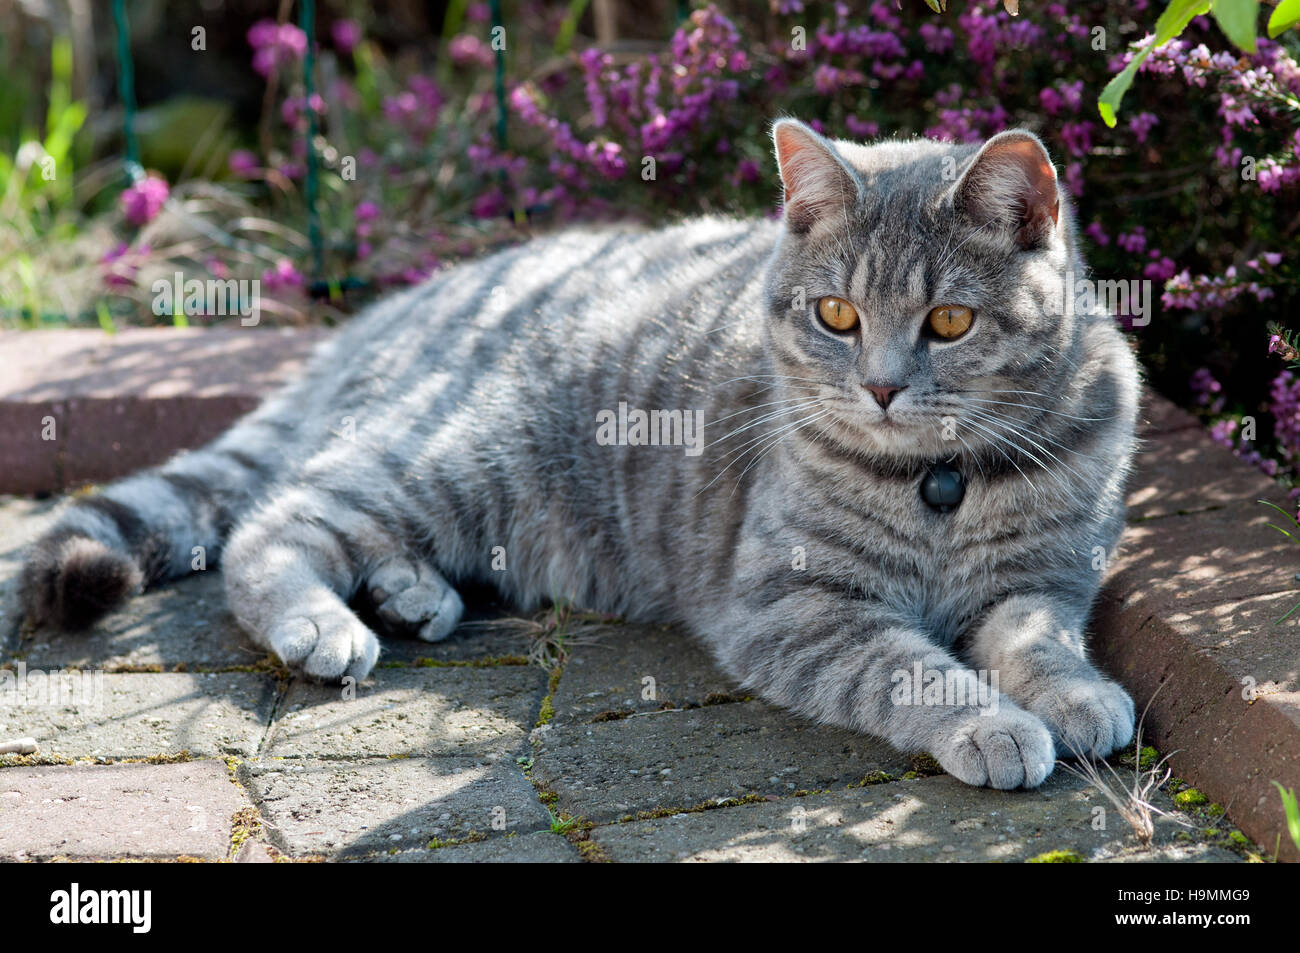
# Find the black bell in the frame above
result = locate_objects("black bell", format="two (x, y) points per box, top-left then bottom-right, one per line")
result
(920, 463), (965, 513)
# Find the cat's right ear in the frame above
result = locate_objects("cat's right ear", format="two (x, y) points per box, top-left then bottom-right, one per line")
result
(772, 119), (861, 234)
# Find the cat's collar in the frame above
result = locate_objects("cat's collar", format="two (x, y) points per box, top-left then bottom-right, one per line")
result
(920, 462), (965, 514)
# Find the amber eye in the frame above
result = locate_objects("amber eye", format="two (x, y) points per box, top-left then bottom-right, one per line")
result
(926, 305), (974, 340)
(817, 297), (860, 332)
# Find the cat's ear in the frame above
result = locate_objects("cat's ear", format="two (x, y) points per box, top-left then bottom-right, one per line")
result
(952, 130), (1060, 250)
(772, 119), (861, 234)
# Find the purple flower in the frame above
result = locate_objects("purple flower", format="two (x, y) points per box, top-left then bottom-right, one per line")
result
(1116, 228), (1148, 255)
(450, 34), (494, 69)
(100, 242), (151, 288)
(228, 149), (260, 179)
(734, 158), (761, 184)
(845, 115), (880, 139)
(1083, 222), (1110, 246)
(1128, 111), (1159, 143)
(331, 19), (362, 55)
(1060, 121), (1093, 158)
(120, 175), (169, 226)
(261, 259), (304, 293)
(248, 20), (307, 77)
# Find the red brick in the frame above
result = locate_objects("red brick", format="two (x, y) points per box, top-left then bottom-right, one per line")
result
(0, 328), (326, 494)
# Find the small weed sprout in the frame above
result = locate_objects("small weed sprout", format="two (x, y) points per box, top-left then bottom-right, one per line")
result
(1057, 684), (1186, 849)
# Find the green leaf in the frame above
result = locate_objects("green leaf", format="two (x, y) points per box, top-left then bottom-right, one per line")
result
(1211, 0), (1259, 52)
(554, 0), (594, 54)
(923, 0), (946, 12)
(1268, 0), (1300, 36)
(1274, 782), (1300, 852)
(96, 301), (116, 335)
(1099, 0), (1212, 127)
(1258, 499), (1300, 535)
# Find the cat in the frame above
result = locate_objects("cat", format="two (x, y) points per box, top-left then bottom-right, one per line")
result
(18, 119), (1139, 789)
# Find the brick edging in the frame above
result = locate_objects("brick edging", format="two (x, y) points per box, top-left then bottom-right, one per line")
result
(1094, 392), (1300, 862)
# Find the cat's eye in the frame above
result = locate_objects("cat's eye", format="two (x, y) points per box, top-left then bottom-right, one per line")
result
(926, 305), (974, 340)
(817, 297), (859, 332)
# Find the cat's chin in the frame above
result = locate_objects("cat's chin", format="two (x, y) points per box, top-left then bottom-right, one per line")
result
(861, 425), (947, 459)
(824, 414), (951, 461)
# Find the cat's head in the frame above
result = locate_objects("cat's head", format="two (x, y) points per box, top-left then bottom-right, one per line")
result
(763, 118), (1084, 462)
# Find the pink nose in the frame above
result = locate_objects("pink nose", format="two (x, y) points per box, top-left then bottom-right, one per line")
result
(865, 383), (906, 410)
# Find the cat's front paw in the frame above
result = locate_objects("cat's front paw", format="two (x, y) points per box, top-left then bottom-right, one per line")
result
(1029, 678), (1135, 760)
(267, 607), (380, 681)
(367, 560), (464, 642)
(933, 707), (1055, 789)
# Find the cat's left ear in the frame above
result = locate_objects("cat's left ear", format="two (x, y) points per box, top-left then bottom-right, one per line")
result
(772, 118), (862, 234)
(952, 130), (1060, 250)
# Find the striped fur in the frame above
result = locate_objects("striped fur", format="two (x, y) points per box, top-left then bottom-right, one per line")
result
(19, 122), (1139, 788)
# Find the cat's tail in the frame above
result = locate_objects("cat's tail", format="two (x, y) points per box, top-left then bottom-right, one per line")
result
(18, 407), (294, 630)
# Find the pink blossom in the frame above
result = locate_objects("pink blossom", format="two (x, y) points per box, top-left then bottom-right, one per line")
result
(120, 175), (169, 226)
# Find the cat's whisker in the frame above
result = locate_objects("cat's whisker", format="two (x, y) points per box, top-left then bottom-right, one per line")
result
(697, 408), (833, 498)
(935, 218), (999, 272)
(955, 417), (1046, 499)
(960, 417), (1082, 502)
(958, 404), (1103, 465)
(706, 398), (828, 448)
(954, 391), (1119, 422)
(730, 409), (836, 498)
(946, 425), (988, 484)
(713, 374), (826, 395)
(960, 408), (1092, 485)
(705, 402), (830, 467)
(707, 394), (830, 428)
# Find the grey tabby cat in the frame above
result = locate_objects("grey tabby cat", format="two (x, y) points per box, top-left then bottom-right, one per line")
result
(19, 119), (1139, 789)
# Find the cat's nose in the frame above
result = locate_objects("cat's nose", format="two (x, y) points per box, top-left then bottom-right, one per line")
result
(864, 383), (907, 410)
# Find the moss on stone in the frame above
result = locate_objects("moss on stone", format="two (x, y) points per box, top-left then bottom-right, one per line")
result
(534, 664), (564, 727)
(1173, 788), (1208, 808)
(1026, 849), (1083, 863)
(576, 839), (612, 863)
(848, 770), (897, 788)
(425, 830), (488, 850)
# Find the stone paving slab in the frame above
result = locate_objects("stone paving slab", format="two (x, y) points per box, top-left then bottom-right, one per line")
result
(1137, 391), (1200, 437)
(1126, 424), (1284, 522)
(239, 757), (551, 858)
(1106, 498), (1297, 621)
(375, 622), (535, 665)
(0, 328), (327, 495)
(355, 830), (582, 863)
(532, 700), (915, 823)
(0, 759), (248, 860)
(16, 571), (264, 672)
(589, 772), (1243, 863)
(0, 672), (278, 759)
(265, 666), (545, 760)
(550, 623), (743, 724)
